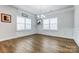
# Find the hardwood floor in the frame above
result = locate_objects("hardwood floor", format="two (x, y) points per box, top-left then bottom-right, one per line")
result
(0, 34), (79, 53)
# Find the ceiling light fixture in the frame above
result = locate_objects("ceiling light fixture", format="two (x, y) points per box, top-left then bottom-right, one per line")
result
(36, 14), (45, 25)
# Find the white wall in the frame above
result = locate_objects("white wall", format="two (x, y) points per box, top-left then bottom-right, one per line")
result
(37, 7), (74, 39)
(74, 6), (79, 46)
(0, 5), (36, 41)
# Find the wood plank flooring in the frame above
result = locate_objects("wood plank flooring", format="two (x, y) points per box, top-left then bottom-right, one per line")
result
(0, 34), (79, 53)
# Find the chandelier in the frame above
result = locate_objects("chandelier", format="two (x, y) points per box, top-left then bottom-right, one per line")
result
(36, 14), (45, 25)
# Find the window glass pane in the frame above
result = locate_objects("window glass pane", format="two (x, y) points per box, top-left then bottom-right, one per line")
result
(25, 18), (31, 23)
(50, 18), (57, 24)
(50, 17), (57, 30)
(25, 24), (31, 29)
(17, 24), (25, 31)
(43, 19), (49, 24)
(50, 24), (57, 30)
(25, 18), (31, 29)
(17, 16), (25, 23)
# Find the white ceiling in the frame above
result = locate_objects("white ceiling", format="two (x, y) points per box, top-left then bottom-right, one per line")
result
(13, 5), (73, 14)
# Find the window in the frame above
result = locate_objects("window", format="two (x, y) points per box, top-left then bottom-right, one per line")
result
(43, 19), (49, 29)
(43, 17), (57, 30)
(17, 16), (31, 31)
(17, 16), (25, 31)
(25, 18), (31, 30)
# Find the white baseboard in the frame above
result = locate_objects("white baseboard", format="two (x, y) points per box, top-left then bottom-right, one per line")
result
(0, 33), (35, 41)
(36, 33), (73, 39)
